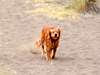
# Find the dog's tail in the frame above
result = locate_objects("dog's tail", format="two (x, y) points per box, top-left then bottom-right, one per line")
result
(34, 39), (42, 48)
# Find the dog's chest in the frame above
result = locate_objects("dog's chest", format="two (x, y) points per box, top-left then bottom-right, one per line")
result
(45, 40), (58, 49)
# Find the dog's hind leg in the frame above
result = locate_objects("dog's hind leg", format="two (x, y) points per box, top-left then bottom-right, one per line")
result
(41, 44), (47, 59)
(42, 44), (44, 49)
(46, 49), (52, 61)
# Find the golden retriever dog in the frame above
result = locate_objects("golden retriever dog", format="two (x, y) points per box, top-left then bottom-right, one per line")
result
(35, 25), (61, 61)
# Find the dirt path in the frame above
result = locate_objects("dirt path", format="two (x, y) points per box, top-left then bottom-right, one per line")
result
(0, 0), (100, 75)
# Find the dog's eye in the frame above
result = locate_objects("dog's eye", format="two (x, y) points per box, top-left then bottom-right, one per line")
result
(53, 32), (55, 33)
(50, 29), (53, 32)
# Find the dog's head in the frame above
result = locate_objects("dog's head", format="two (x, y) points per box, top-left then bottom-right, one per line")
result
(49, 27), (60, 40)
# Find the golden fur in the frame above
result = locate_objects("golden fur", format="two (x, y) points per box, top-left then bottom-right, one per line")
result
(35, 25), (61, 61)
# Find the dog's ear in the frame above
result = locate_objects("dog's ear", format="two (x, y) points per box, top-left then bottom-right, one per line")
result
(46, 30), (51, 40)
(57, 27), (61, 37)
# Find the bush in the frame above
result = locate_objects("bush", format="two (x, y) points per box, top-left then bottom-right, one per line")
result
(71, 0), (99, 13)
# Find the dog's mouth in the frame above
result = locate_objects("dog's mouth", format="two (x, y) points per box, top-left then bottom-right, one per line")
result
(50, 33), (59, 40)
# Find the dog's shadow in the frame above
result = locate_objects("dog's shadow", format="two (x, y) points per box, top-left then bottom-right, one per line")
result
(54, 56), (75, 63)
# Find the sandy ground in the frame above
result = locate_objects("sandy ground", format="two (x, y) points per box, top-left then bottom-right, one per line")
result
(0, 0), (100, 75)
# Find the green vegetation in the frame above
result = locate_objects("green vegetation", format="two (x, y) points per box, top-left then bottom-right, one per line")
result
(71, 0), (98, 13)
(69, 0), (87, 12)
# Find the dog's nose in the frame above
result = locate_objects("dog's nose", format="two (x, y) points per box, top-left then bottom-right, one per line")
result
(55, 34), (57, 37)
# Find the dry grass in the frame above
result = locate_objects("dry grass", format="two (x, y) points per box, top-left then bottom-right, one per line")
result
(32, 0), (54, 3)
(26, 0), (79, 20)
(27, 5), (78, 20)
(26, 0), (98, 20)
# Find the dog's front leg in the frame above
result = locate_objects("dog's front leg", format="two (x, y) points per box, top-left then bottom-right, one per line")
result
(52, 48), (57, 59)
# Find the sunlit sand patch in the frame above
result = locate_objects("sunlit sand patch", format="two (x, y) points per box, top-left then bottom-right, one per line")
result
(18, 42), (34, 51)
(17, 42), (41, 54)
(0, 64), (16, 75)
